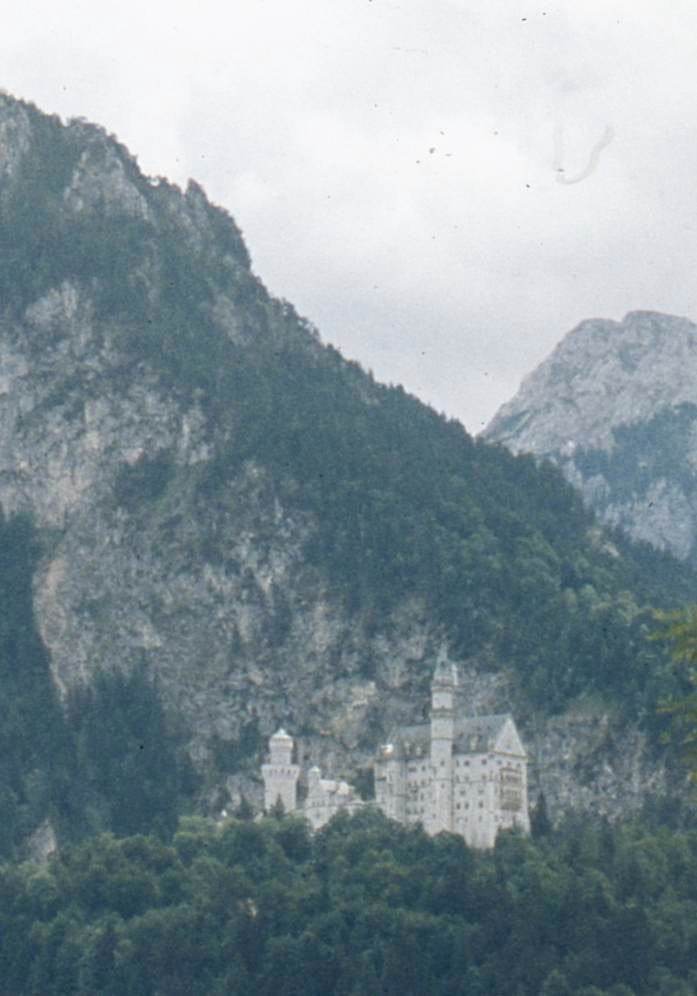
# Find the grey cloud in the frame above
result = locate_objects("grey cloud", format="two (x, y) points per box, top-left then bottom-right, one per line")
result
(2, 0), (697, 431)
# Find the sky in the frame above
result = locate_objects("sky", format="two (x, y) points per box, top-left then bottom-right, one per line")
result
(2, 1), (697, 433)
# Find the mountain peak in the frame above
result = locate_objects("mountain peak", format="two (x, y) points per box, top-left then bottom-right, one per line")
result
(485, 310), (697, 561)
(485, 311), (697, 456)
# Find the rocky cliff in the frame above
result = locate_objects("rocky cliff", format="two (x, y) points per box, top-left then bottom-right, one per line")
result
(0, 94), (691, 829)
(485, 311), (697, 564)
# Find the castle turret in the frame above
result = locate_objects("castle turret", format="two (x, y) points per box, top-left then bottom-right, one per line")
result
(374, 742), (407, 823)
(429, 658), (457, 833)
(261, 728), (300, 814)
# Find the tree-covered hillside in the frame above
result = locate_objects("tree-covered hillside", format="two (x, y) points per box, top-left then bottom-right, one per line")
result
(2, 809), (697, 996)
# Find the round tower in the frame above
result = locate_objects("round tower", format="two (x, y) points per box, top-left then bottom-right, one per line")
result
(261, 728), (300, 814)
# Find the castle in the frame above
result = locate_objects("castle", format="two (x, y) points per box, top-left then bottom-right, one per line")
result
(261, 729), (365, 831)
(261, 660), (529, 848)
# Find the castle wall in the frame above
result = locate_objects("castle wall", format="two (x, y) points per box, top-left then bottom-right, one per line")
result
(261, 760), (300, 814)
(375, 752), (407, 823)
(403, 754), (431, 826)
(375, 742), (529, 849)
(304, 768), (365, 829)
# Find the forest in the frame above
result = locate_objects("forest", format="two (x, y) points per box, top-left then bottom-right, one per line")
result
(1, 808), (697, 995)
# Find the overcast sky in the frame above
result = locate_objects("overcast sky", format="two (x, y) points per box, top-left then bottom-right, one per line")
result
(3, 1), (697, 432)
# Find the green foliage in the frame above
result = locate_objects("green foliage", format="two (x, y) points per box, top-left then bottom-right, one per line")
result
(651, 606), (697, 664)
(0, 509), (198, 860)
(209, 721), (262, 777)
(65, 666), (199, 839)
(649, 606), (697, 779)
(0, 511), (72, 858)
(0, 812), (697, 994)
(574, 404), (697, 506)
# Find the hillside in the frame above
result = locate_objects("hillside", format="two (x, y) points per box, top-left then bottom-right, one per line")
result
(0, 94), (694, 854)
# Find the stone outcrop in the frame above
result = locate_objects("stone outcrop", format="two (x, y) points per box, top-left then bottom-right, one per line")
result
(485, 311), (697, 563)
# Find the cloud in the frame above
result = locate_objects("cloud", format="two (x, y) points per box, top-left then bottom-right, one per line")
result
(2, 1), (697, 430)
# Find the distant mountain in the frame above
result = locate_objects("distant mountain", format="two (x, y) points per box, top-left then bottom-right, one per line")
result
(485, 311), (697, 563)
(0, 95), (694, 853)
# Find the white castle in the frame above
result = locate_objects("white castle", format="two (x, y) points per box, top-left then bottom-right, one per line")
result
(262, 659), (529, 848)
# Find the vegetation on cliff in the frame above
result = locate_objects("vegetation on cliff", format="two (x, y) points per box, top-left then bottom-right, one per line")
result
(650, 605), (697, 781)
(0, 511), (196, 860)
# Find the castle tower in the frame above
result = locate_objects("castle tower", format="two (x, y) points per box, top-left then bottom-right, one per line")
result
(429, 658), (457, 834)
(374, 743), (407, 824)
(261, 728), (300, 814)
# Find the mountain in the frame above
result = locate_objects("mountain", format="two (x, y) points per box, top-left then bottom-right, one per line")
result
(485, 311), (697, 563)
(0, 94), (694, 853)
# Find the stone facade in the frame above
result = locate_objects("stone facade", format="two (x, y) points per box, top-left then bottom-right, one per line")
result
(260, 728), (300, 815)
(261, 729), (365, 830)
(303, 767), (366, 831)
(261, 660), (530, 848)
(374, 660), (529, 848)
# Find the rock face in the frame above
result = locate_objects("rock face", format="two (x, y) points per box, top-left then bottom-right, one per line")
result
(0, 94), (686, 825)
(0, 94), (470, 791)
(485, 311), (697, 562)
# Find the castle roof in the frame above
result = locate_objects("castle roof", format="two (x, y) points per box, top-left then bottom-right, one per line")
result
(383, 713), (518, 758)
(308, 774), (356, 798)
(453, 715), (512, 753)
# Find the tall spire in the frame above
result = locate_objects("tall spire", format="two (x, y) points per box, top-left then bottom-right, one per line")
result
(432, 650), (458, 693)
(430, 656), (457, 834)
